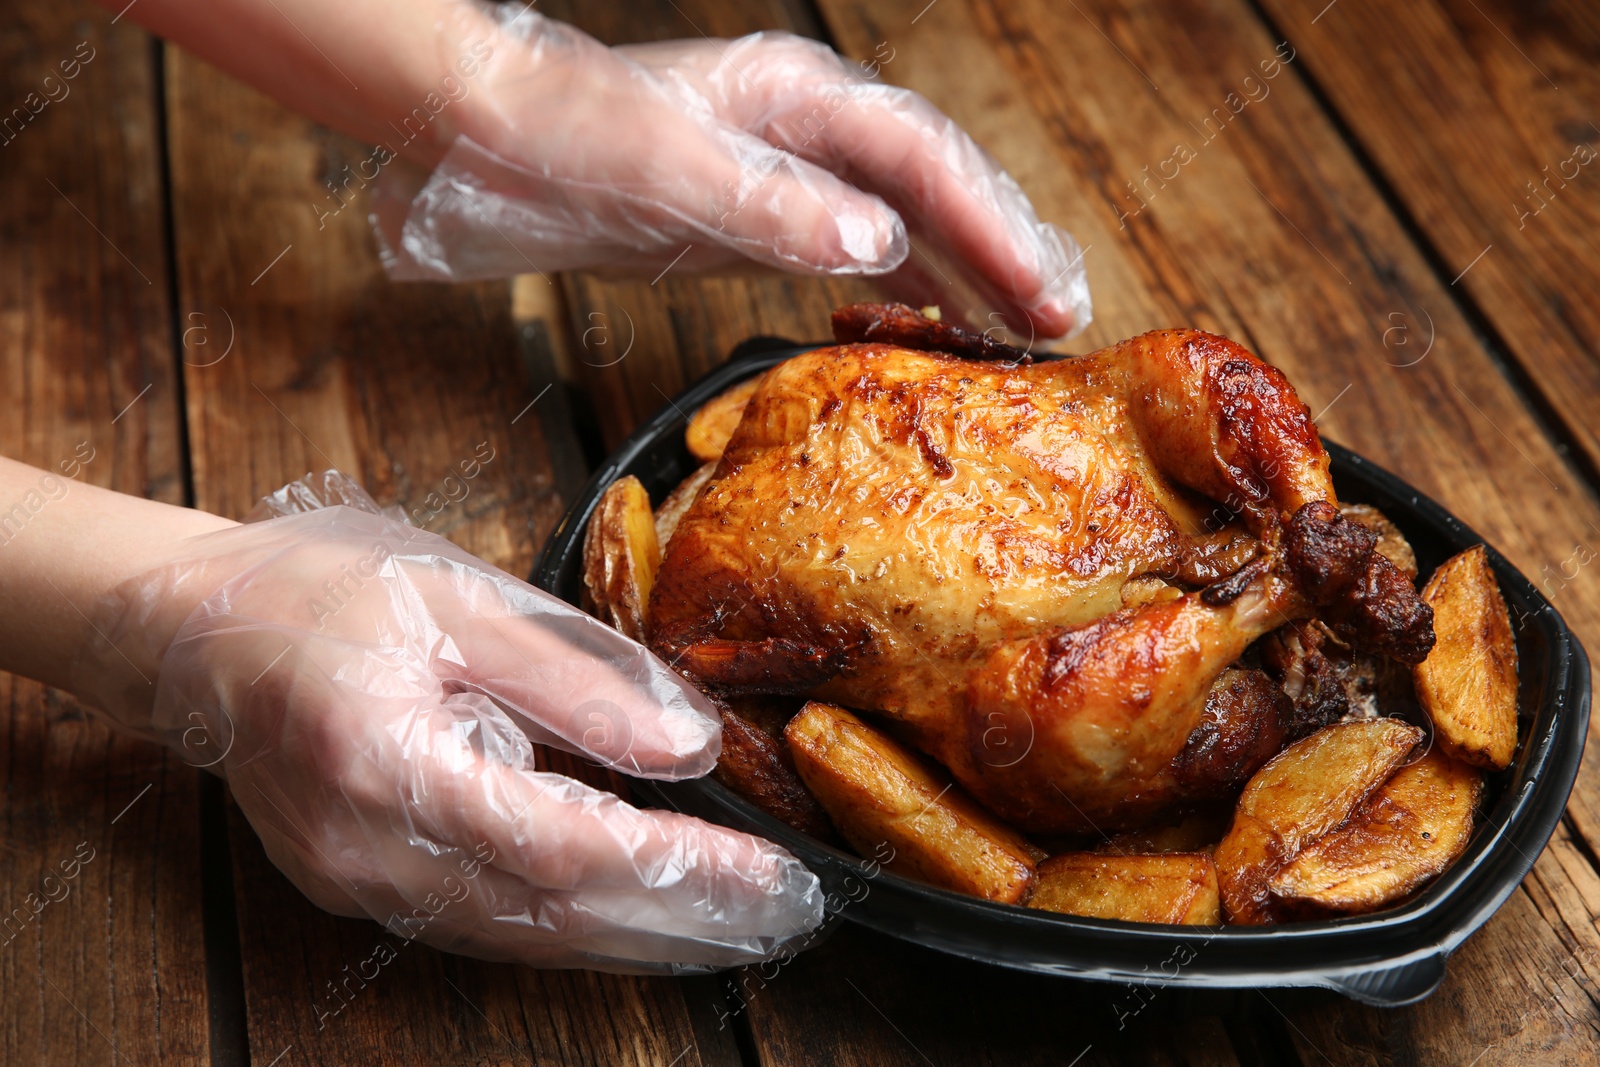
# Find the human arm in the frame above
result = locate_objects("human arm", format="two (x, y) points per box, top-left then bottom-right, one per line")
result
(99, 0), (1090, 337)
(0, 457), (822, 971)
(0, 454), (235, 691)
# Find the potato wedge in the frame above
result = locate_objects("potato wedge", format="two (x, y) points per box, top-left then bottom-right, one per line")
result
(1269, 746), (1482, 914)
(1340, 502), (1418, 581)
(1028, 853), (1221, 924)
(713, 699), (835, 841)
(685, 377), (761, 463)
(1215, 719), (1422, 924)
(580, 475), (659, 642)
(1414, 545), (1520, 769)
(785, 702), (1035, 903)
(654, 461), (716, 547)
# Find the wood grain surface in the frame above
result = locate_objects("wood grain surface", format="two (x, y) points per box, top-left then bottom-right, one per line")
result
(1252, 0), (1600, 482)
(4, 0), (1600, 1062)
(0, 4), (208, 1066)
(738, 924), (1255, 1067)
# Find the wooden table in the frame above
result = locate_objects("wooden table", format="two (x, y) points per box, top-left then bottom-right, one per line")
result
(4, 0), (1598, 1062)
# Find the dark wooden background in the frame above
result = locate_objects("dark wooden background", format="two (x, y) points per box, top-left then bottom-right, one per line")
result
(2, 0), (1598, 1062)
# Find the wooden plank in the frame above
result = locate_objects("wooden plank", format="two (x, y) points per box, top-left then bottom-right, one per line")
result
(804, 0), (1600, 1060)
(736, 924), (1243, 1066)
(543, 0), (831, 43)
(0, 5), (208, 1066)
(162, 50), (734, 1066)
(1250, 0), (1600, 485)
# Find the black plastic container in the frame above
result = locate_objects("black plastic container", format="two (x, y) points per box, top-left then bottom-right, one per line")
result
(532, 340), (1590, 1006)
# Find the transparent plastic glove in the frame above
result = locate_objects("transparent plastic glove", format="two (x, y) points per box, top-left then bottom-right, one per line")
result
(374, 6), (1091, 339)
(73, 475), (823, 973)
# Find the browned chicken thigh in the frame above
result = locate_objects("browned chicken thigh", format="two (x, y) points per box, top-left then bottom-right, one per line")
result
(648, 308), (1431, 833)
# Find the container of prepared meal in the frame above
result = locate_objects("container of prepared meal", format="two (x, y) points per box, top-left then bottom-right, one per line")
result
(532, 338), (1590, 1006)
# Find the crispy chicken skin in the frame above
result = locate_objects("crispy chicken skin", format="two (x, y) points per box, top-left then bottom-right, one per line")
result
(648, 328), (1431, 832)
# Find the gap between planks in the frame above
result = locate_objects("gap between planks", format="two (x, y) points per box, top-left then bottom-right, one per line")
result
(150, 35), (254, 1067)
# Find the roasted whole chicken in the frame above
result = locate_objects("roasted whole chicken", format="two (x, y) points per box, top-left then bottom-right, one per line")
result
(646, 305), (1434, 834)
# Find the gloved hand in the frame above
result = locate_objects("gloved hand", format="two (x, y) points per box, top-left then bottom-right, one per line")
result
(374, 5), (1092, 340)
(73, 473), (823, 973)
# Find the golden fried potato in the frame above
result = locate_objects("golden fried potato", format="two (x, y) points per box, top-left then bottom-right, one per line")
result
(1414, 545), (1520, 769)
(1028, 853), (1221, 924)
(1340, 502), (1418, 581)
(654, 462), (716, 547)
(1269, 746), (1481, 914)
(1215, 719), (1422, 924)
(581, 475), (660, 642)
(685, 377), (761, 463)
(712, 700), (835, 841)
(784, 702), (1035, 903)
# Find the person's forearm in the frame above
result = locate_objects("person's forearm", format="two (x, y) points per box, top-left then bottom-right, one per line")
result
(0, 456), (235, 692)
(99, 0), (501, 168)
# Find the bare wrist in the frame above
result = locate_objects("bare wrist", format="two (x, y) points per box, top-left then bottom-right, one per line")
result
(0, 454), (235, 697)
